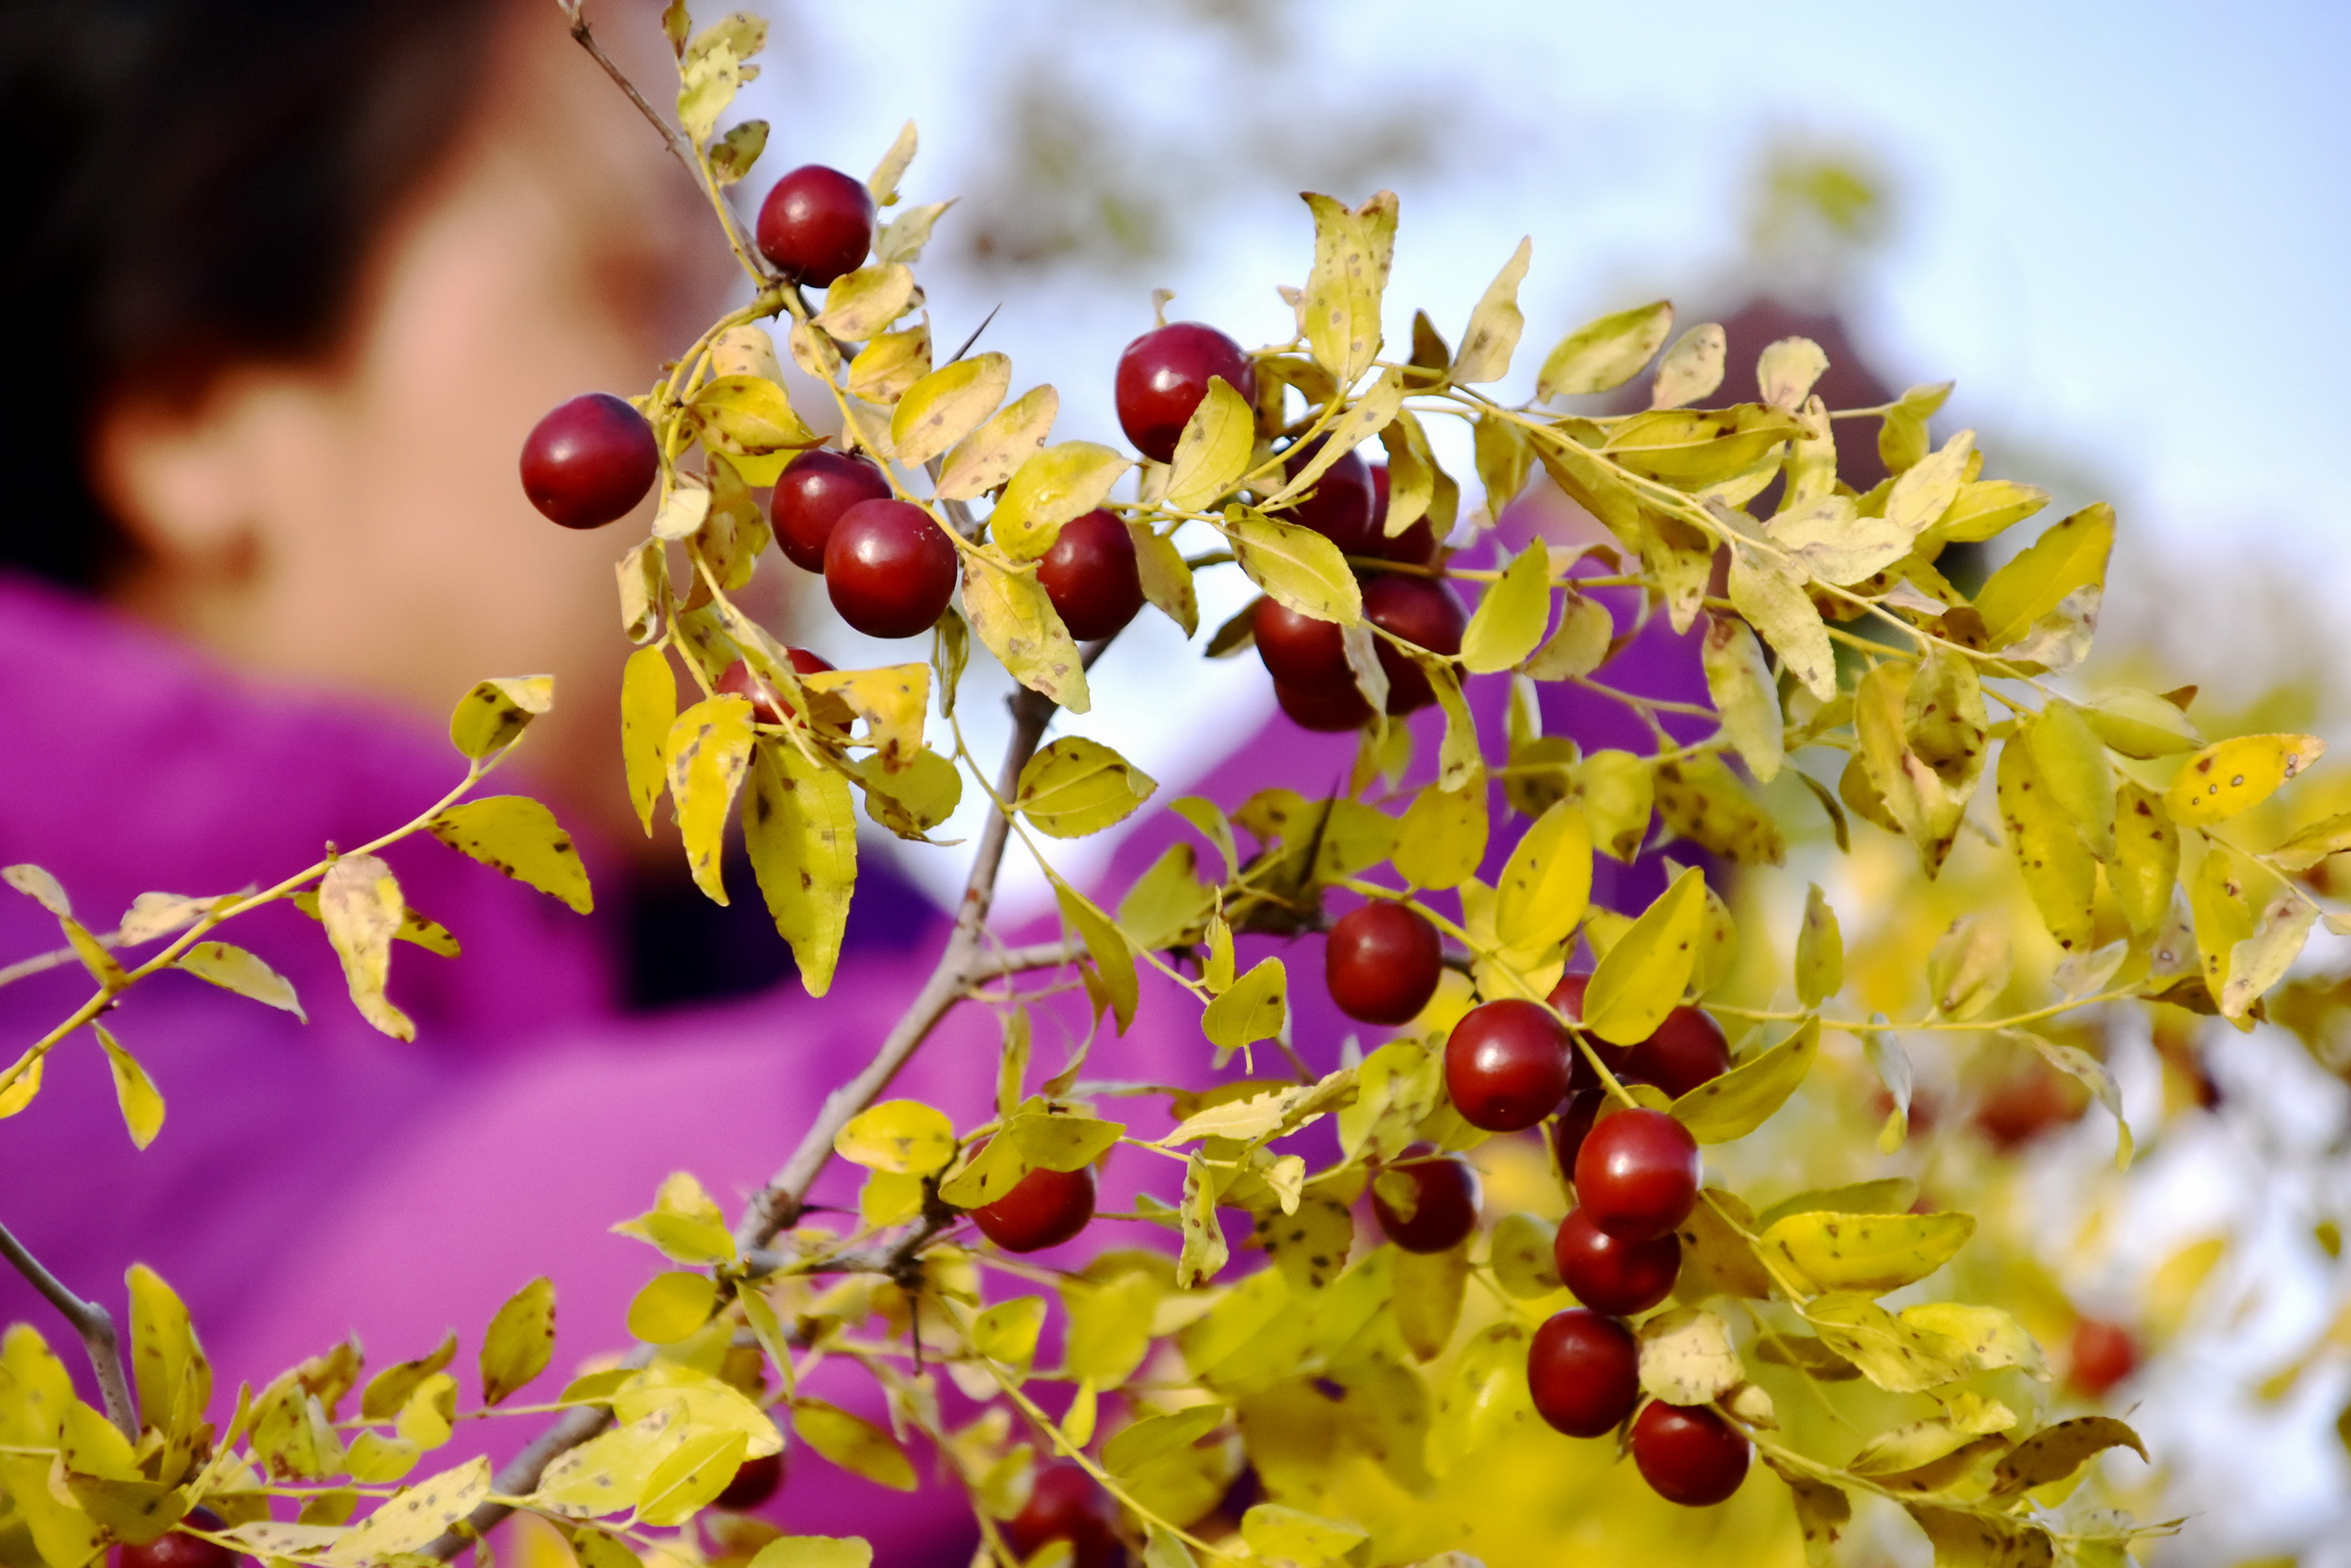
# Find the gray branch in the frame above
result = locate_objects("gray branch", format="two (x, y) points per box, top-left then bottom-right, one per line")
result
(0, 1218), (137, 1438)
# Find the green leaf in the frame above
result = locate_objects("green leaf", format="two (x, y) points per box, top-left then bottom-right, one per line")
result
(174, 941), (303, 1020)
(1582, 867), (1705, 1044)
(1972, 502), (2115, 649)
(1203, 959), (1287, 1054)
(1018, 737), (1156, 838)
(745, 740), (859, 997)
(1765, 1210), (1974, 1296)
(626, 1272), (718, 1346)
(479, 1277), (555, 1405)
(1493, 799), (1591, 952)
(1223, 507), (1362, 626)
(988, 441), (1128, 560)
(792, 1400), (916, 1492)
(936, 386), (1058, 500)
(835, 1100), (957, 1175)
(888, 353), (1008, 465)
(1538, 299), (1673, 399)
(1165, 377), (1256, 512)
(428, 796), (593, 915)
(1450, 236), (1532, 384)
(317, 853), (412, 1041)
(1670, 1018), (1818, 1143)
(960, 552), (1090, 711)
(1301, 190), (1398, 382)
(1458, 544), (1553, 674)
(448, 676), (553, 760)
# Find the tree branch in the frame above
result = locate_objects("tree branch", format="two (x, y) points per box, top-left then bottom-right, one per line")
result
(0, 1218), (136, 1438)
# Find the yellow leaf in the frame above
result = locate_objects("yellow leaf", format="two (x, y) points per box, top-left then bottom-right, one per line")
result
(858, 1169), (924, 1229)
(2165, 732), (2327, 826)
(1017, 737), (1156, 838)
(428, 795), (593, 915)
(317, 852), (412, 1040)
(124, 1265), (208, 1440)
(1056, 886), (1137, 1033)
(1756, 336), (1828, 408)
(1582, 867), (1706, 1045)
(1728, 551), (1835, 699)
(888, 353), (1009, 465)
(1165, 377), (1256, 512)
(638, 1429), (747, 1527)
(936, 385), (1058, 500)
(1768, 1210), (1974, 1296)
(1654, 753), (1786, 866)
(447, 676), (553, 760)
(1538, 299), (1672, 399)
(1670, 1018), (1818, 1143)
(1392, 784), (1486, 890)
(960, 553), (1090, 711)
(620, 646), (675, 836)
(2024, 702), (2116, 860)
(1450, 236), (1532, 384)
(174, 940), (303, 1020)
(1202, 959), (1287, 1053)
(989, 441), (1129, 560)
(335, 1457), (493, 1558)
(692, 374), (817, 455)
(1803, 1294), (1975, 1394)
(1578, 748), (1654, 862)
(1766, 495), (1911, 586)
(1301, 189), (1398, 382)
(1523, 588), (1613, 681)
(801, 664), (931, 771)
(612, 1172), (738, 1266)
(1702, 615), (1782, 783)
(1995, 738), (2095, 954)
(834, 1100), (956, 1175)
(2111, 783), (2179, 935)
(1921, 477), (2049, 549)
(845, 324), (933, 406)
(1885, 429), (1975, 535)
(1972, 502), (2115, 649)
(853, 746), (962, 840)
(2225, 894), (2315, 1021)
(1223, 506), (1362, 626)
(1848, 1393), (2015, 1478)
(1128, 520), (1197, 636)
(1241, 1503), (1367, 1568)
(745, 1538), (873, 1568)
(812, 263), (916, 340)
(1493, 799), (1590, 951)
(480, 1277), (555, 1405)
(1425, 1320), (1525, 1465)
(745, 741), (858, 997)
(1458, 543), (1553, 674)
(627, 1272), (718, 1345)
(2083, 686), (2202, 759)
(972, 1296), (1047, 1369)
(1650, 322), (1727, 408)
(1637, 1307), (1742, 1404)
(665, 696), (756, 905)
(2187, 838), (2257, 1007)
(529, 1404), (681, 1518)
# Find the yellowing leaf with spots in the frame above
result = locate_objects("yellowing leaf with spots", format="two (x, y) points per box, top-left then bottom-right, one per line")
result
(1653, 753), (1785, 866)
(1766, 1211), (1975, 1296)
(1803, 1294), (1975, 1394)
(1301, 190), (1398, 383)
(1670, 1018), (1818, 1143)
(1702, 615), (1782, 783)
(621, 645), (675, 834)
(318, 851), (413, 1041)
(428, 796), (593, 915)
(175, 941), (304, 1020)
(479, 1276), (554, 1406)
(92, 1023), (164, 1150)
(1223, 506), (1363, 626)
(988, 441), (1129, 561)
(888, 353), (1008, 466)
(2111, 782), (2180, 935)
(801, 664), (931, 772)
(959, 553), (1090, 712)
(334, 1456), (492, 1559)
(936, 385), (1058, 500)
(1202, 958), (1287, 1054)
(1581, 866), (1706, 1045)
(792, 1401), (916, 1492)
(1995, 737), (2095, 954)
(665, 696), (756, 904)
(1493, 798), (1590, 952)
(448, 675), (553, 760)
(638, 1428), (747, 1527)
(834, 1100), (956, 1175)
(2164, 733), (2326, 826)
(1165, 376), (1256, 513)
(1450, 236), (1532, 385)
(1241, 1503), (1367, 1568)
(1538, 299), (1672, 400)
(745, 740), (857, 997)
(1393, 783), (1488, 890)
(1637, 1307), (1742, 1405)
(1017, 737), (1156, 839)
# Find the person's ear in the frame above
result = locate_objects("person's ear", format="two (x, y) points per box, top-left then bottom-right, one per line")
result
(87, 371), (310, 582)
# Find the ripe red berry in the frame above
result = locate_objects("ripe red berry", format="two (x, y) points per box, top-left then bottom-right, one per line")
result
(518, 393), (657, 529)
(1548, 974), (1630, 1093)
(118, 1509), (235, 1568)
(823, 499), (959, 639)
(1369, 1148), (1481, 1254)
(1276, 438), (1374, 555)
(755, 165), (876, 287)
(715, 1450), (785, 1511)
(1974, 1058), (2090, 1150)
(2067, 1316), (2138, 1398)
(773, 449), (893, 571)
(1325, 902), (1443, 1025)
(1003, 1459), (1125, 1568)
(969, 1164), (1096, 1254)
(1364, 465), (1441, 568)
(1361, 574), (1465, 714)
(1630, 1402), (1751, 1506)
(1555, 1208), (1680, 1316)
(1550, 1088), (1603, 1178)
(1252, 598), (1349, 690)
(1273, 678), (1373, 733)
(1573, 1108), (1701, 1241)
(1627, 1007), (1732, 1100)
(1114, 322), (1257, 463)
(1035, 508), (1145, 641)
(717, 648), (837, 723)
(1444, 999), (1571, 1131)
(1527, 1309), (1640, 1439)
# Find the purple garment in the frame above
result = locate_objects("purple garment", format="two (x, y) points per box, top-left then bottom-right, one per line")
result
(0, 513), (1706, 1559)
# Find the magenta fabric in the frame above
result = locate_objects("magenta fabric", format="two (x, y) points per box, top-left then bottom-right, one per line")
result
(0, 509), (1706, 1561)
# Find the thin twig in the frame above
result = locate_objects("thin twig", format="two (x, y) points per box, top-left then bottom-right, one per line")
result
(0, 1219), (136, 1438)
(558, 1), (696, 181)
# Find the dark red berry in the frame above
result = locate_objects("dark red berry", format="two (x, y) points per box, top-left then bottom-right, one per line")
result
(1361, 574), (1466, 714)
(755, 165), (876, 287)
(717, 648), (838, 723)
(1325, 902), (1443, 1025)
(715, 1450), (785, 1511)
(1555, 1208), (1680, 1316)
(1252, 598), (1350, 690)
(969, 1164), (1096, 1254)
(1273, 678), (1372, 733)
(1627, 1008), (1732, 1100)
(1276, 438), (1374, 555)
(1444, 999), (1571, 1131)
(1631, 1402), (1751, 1506)
(1974, 1057), (2091, 1150)
(1550, 1089), (1604, 1178)
(773, 449), (893, 571)
(1003, 1459), (1125, 1568)
(1369, 1148), (1481, 1254)
(1527, 1309), (1640, 1439)
(824, 499), (959, 639)
(2067, 1316), (2137, 1398)
(118, 1509), (236, 1568)
(1114, 322), (1257, 463)
(1364, 465), (1441, 568)
(1548, 974), (1631, 1093)
(1036, 508), (1145, 641)
(1573, 1108), (1701, 1241)
(519, 393), (657, 529)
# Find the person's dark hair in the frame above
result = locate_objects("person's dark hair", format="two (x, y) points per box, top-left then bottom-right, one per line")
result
(0, 0), (499, 588)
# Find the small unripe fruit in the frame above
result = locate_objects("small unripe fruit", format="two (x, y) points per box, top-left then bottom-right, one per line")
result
(773, 449), (892, 571)
(1325, 902), (1443, 1025)
(1631, 1402), (1751, 1506)
(2067, 1316), (2138, 1398)
(1252, 598), (1350, 690)
(755, 165), (876, 286)
(823, 499), (959, 639)
(1554, 1208), (1680, 1316)
(970, 1164), (1096, 1254)
(715, 1450), (785, 1511)
(1444, 999), (1571, 1131)
(1003, 1459), (1125, 1568)
(1115, 322), (1256, 463)
(519, 393), (657, 529)
(1573, 1108), (1702, 1241)
(1277, 438), (1374, 555)
(117, 1509), (236, 1568)
(1036, 508), (1145, 641)
(1273, 677), (1372, 733)
(1361, 574), (1466, 714)
(1527, 1309), (1640, 1438)
(1370, 1148), (1481, 1254)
